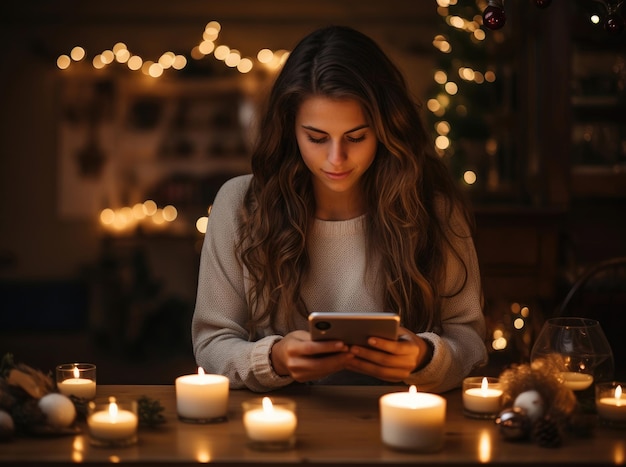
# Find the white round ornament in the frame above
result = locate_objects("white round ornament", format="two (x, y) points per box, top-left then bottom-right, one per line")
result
(513, 389), (544, 423)
(38, 393), (76, 429)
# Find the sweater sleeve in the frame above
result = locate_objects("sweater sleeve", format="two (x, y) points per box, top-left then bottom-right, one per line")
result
(403, 203), (488, 393)
(191, 175), (294, 392)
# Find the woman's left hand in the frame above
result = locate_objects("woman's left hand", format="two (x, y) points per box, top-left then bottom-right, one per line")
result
(344, 326), (430, 382)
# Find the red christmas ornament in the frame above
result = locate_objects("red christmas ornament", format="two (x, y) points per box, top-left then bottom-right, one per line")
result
(534, 0), (552, 8)
(604, 13), (625, 34)
(483, 0), (506, 30)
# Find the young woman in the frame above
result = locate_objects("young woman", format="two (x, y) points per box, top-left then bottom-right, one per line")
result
(192, 25), (488, 392)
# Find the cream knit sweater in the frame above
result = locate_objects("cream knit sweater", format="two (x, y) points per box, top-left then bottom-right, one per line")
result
(192, 174), (487, 392)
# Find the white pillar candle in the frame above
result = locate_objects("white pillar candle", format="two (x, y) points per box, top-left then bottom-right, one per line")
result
(175, 368), (229, 422)
(463, 377), (503, 416)
(379, 385), (446, 452)
(559, 372), (594, 391)
(56, 363), (96, 400)
(596, 384), (626, 423)
(87, 397), (138, 442)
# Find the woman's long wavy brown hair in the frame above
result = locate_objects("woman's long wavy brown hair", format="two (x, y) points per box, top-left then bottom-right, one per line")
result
(238, 25), (474, 335)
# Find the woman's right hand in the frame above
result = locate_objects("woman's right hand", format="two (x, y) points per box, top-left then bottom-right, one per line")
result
(270, 330), (354, 382)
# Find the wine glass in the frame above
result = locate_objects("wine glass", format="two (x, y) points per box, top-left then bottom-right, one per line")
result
(530, 317), (614, 411)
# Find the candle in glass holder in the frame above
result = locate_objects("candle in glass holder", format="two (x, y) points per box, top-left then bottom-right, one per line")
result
(463, 377), (503, 418)
(56, 363), (97, 400)
(175, 367), (229, 423)
(242, 397), (297, 450)
(87, 397), (138, 447)
(596, 383), (626, 428)
(559, 372), (594, 391)
(379, 385), (446, 452)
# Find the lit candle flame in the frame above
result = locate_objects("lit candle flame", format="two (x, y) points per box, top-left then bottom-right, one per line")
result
(73, 366), (80, 378)
(408, 385), (419, 409)
(262, 396), (274, 412)
(481, 377), (489, 392)
(108, 396), (118, 419)
(616, 385), (623, 400)
(198, 367), (205, 376)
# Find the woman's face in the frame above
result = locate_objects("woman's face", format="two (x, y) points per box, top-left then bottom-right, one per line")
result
(295, 96), (377, 216)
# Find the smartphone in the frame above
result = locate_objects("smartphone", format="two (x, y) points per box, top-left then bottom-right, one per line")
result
(308, 312), (400, 346)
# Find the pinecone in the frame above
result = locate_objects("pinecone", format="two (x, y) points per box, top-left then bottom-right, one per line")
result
(531, 415), (562, 448)
(10, 398), (46, 435)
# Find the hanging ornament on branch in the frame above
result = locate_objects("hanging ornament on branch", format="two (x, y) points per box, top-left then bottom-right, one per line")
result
(600, 0), (626, 34)
(482, 0), (507, 30)
(482, 0), (624, 35)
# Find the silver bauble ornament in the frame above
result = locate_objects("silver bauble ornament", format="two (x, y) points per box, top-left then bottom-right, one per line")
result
(495, 407), (531, 440)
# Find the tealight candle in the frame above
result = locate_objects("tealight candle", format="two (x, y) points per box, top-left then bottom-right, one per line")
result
(596, 382), (626, 428)
(87, 397), (138, 447)
(175, 367), (229, 423)
(56, 363), (97, 400)
(379, 385), (446, 452)
(559, 372), (594, 391)
(242, 397), (297, 451)
(463, 377), (503, 419)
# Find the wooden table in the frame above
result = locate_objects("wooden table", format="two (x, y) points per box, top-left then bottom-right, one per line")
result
(0, 384), (624, 466)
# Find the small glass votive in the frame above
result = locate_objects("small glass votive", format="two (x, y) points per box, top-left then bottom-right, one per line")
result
(595, 382), (626, 428)
(87, 397), (138, 447)
(462, 376), (503, 419)
(242, 397), (297, 451)
(56, 363), (97, 400)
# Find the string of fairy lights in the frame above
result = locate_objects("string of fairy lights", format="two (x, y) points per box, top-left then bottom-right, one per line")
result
(56, 20), (290, 76)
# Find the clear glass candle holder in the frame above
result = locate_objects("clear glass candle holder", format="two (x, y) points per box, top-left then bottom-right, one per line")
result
(87, 397), (138, 447)
(595, 382), (626, 429)
(242, 397), (297, 451)
(462, 376), (503, 419)
(56, 363), (97, 400)
(531, 317), (614, 413)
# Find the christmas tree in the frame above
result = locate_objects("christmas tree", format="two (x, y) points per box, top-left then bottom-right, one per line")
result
(426, 0), (516, 200)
